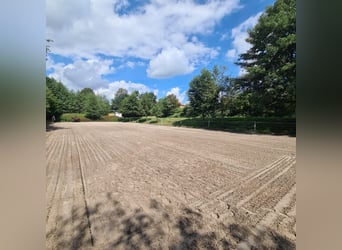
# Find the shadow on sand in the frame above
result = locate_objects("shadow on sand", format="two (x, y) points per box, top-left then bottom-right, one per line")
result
(47, 193), (295, 249)
(46, 122), (68, 132)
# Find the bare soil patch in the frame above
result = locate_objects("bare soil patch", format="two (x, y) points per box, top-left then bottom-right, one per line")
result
(46, 122), (296, 249)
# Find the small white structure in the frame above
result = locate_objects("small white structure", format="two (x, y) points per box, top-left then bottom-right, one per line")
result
(115, 112), (123, 118)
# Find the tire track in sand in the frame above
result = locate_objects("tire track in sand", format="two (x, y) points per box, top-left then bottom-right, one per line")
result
(73, 131), (95, 246)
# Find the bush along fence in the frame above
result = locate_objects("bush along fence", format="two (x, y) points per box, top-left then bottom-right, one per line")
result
(172, 118), (296, 136)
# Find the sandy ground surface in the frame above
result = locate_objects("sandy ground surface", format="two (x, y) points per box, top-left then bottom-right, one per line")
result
(46, 122), (296, 249)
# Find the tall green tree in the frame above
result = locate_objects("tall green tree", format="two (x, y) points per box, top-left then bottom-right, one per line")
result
(211, 65), (237, 117)
(187, 69), (219, 118)
(158, 94), (180, 117)
(77, 87), (96, 113)
(111, 88), (128, 111)
(67, 90), (79, 113)
(84, 94), (102, 120)
(236, 0), (296, 116)
(120, 91), (143, 117)
(140, 92), (157, 116)
(46, 86), (61, 120)
(46, 77), (72, 114)
(74, 91), (86, 113)
(80, 87), (95, 96)
(96, 95), (110, 115)
(151, 102), (163, 117)
(181, 104), (195, 117)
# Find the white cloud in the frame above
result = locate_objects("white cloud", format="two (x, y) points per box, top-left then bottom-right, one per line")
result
(47, 56), (156, 101)
(226, 12), (262, 60)
(47, 0), (240, 77)
(226, 49), (237, 59)
(46, 0), (91, 31)
(147, 47), (194, 78)
(118, 60), (146, 70)
(166, 87), (187, 104)
(47, 56), (115, 90)
(95, 80), (155, 101)
(146, 41), (219, 79)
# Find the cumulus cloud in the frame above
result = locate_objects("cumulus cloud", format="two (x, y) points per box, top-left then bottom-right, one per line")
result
(146, 40), (219, 78)
(47, 0), (240, 77)
(147, 47), (194, 78)
(226, 12), (262, 60)
(47, 57), (115, 90)
(166, 87), (187, 104)
(118, 60), (146, 70)
(226, 49), (237, 59)
(95, 80), (155, 101)
(47, 56), (156, 101)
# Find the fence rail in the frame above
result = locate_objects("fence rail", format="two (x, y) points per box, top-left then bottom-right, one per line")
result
(116, 117), (296, 136)
(173, 119), (296, 136)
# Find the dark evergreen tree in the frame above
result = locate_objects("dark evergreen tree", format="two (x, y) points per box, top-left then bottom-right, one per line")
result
(235, 0), (296, 116)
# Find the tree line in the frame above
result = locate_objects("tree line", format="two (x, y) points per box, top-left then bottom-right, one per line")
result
(111, 88), (180, 118)
(46, 0), (295, 121)
(46, 77), (181, 120)
(46, 77), (110, 121)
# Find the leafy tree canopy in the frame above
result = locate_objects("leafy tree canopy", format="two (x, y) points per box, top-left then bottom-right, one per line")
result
(187, 68), (219, 118)
(236, 0), (296, 117)
(158, 94), (180, 117)
(111, 88), (129, 111)
(120, 91), (143, 117)
(140, 92), (157, 116)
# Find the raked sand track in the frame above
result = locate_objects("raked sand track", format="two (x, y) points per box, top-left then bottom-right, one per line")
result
(46, 122), (296, 249)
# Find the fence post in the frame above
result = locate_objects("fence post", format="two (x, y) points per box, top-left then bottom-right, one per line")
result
(208, 119), (210, 128)
(254, 121), (256, 132)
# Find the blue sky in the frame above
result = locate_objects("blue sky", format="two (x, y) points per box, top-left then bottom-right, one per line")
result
(46, 0), (275, 104)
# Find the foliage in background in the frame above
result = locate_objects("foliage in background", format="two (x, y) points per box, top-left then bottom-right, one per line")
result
(235, 0), (296, 117)
(120, 91), (143, 117)
(111, 88), (128, 112)
(46, 77), (110, 121)
(157, 94), (180, 117)
(60, 113), (90, 122)
(46, 85), (61, 120)
(84, 94), (102, 120)
(187, 69), (219, 119)
(140, 92), (157, 116)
